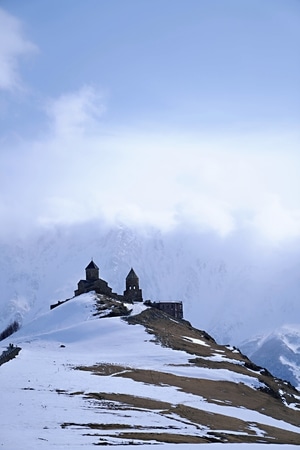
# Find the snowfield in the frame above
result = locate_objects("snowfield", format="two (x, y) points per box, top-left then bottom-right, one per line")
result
(0, 293), (300, 448)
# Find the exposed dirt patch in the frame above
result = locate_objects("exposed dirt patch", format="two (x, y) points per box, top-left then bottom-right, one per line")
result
(94, 295), (130, 318)
(113, 432), (210, 444)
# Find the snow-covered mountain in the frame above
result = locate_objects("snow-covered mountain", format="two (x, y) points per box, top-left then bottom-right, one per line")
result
(1, 222), (299, 347)
(1, 292), (300, 448)
(241, 325), (300, 390)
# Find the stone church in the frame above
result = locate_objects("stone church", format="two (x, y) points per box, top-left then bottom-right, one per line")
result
(74, 260), (143, 303)
(52, 260), (183, 319)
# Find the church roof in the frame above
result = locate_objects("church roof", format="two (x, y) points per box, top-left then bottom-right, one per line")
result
(126, 268), (139, 279)
(85, 260), (99, 270)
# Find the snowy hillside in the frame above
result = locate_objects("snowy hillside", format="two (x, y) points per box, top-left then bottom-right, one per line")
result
(1, 292), (300, 448)
(241, 325), (300, 390)
(1, 222), (300, 347)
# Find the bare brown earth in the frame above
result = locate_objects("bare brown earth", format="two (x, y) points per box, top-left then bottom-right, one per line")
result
(71, 306), (300, 445)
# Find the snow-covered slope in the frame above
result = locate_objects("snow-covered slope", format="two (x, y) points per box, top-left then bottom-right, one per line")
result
(241, 325), (300, 390)
(1, 222), (300, 347)
(1, 292), (300, 448)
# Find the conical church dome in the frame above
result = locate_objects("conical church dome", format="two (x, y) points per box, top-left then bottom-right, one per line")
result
(126, 268), (138, 280)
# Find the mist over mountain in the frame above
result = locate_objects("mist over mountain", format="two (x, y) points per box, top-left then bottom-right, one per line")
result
(1, 222), (299, 348)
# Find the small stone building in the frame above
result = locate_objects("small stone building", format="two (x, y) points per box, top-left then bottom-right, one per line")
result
(148, 301), (183, 320)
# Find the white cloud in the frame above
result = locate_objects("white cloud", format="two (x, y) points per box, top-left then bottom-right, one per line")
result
(45, 86), (105, 138)
(1, 85), (300, 244)
(252, 196), (300, 243)
(0, 8), (37, 91)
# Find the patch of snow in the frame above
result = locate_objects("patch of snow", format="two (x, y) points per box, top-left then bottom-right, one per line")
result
(183, 335), (210, 346)
(201, 353), (244, 365)
(225, 345), (240, 354)
(126, 301), (148, 316)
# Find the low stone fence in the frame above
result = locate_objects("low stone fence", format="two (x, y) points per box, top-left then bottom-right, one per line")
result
(0, 345), (21, 366)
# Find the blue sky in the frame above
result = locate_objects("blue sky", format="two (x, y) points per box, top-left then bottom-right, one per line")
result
(0, 0), (299, 242)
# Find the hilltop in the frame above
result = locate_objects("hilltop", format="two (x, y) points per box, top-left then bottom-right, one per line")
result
(1, 224), (300, 346)
(0, 292), (300, 448)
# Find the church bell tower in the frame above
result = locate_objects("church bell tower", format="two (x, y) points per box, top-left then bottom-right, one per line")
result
(85, 260), (99, 281)
(123, 268), (143, 302)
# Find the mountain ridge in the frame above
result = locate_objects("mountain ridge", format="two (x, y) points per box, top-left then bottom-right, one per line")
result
(241, 325), (300, 390)
(1, 291), (300, 447)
